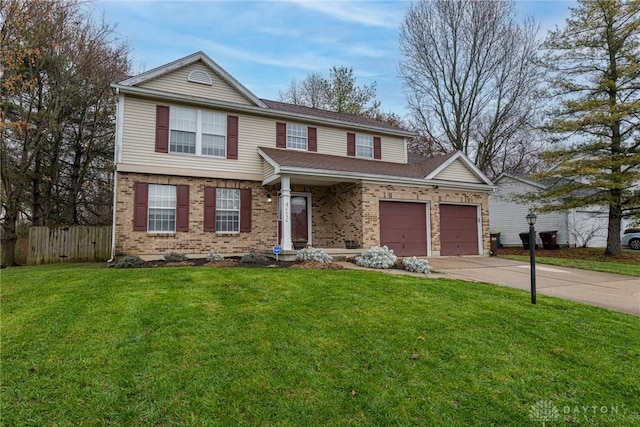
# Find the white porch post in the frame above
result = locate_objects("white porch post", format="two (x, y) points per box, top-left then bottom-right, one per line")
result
(281, 175), (292, 250)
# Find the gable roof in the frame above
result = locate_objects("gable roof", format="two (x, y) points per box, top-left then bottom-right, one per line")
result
(424, 151), (494, 185)
(494, 172), (547, 190)
(117, 51), (267, 108)
(258, 147), (493, 190)
(112, 52), (415, 137)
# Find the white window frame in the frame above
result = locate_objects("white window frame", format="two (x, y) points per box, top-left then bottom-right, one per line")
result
(148, 184), (176, 233)
(169, 106), (226, 158)
(286, 123), (308, 151)
(356, 134), (374, 158)
(215, 188), (240, 233)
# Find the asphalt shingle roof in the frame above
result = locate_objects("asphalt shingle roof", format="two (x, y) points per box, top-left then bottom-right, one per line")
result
(259, 147), (455, 180)
(261, 99), (408, 132)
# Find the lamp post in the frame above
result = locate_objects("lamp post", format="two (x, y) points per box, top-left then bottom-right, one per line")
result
(526, 211), (537, 304)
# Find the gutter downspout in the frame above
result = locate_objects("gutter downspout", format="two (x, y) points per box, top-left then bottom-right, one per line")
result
(107, 87), (121, 265)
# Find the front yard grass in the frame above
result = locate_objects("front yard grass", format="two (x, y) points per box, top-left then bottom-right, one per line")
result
(2, 264), (639, 425)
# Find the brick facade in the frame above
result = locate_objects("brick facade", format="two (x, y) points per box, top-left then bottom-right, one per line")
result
(115, 172), (277, 255)
(361, 183), (490, 255)
(116, 173), (489, 256)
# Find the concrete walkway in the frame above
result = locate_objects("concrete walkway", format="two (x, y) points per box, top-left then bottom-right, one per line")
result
(340, 257), (640, 316)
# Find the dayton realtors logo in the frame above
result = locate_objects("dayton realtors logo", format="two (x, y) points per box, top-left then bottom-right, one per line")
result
(529, 401), (560, 426)
(529, 401), (638, 425)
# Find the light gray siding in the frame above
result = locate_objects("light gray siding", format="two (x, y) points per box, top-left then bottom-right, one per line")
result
(489, 177), (569, 246)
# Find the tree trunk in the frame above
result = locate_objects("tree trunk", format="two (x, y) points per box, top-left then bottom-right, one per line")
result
(32, 148), (44, 225)
(1, 210), (18, 267)
(604, 191), (622, 256)
(64, 141), (83, 224)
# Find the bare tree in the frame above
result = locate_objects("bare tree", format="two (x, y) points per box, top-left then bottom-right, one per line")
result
(399, 0), (545, 178)
(1, 0), (129, 266)
(279, 73), (327, 109)
(279, 66), (380, 116)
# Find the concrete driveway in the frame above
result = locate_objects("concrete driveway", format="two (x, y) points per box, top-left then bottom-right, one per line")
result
(427, 257), (640, 316)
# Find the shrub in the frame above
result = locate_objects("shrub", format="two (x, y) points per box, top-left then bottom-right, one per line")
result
(355, 246), (397, 269)
(240, 252), (270, 265)
(206, 251), (224, 262)
(402, 257), (431, 274)
(164, 252), (189, 262)
(296, 247), (333, 263)
(116, 255), (145, 268)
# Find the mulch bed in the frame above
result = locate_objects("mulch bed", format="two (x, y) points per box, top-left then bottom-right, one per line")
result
(496, 246), (640, 264)
(140, 257), (346, 269)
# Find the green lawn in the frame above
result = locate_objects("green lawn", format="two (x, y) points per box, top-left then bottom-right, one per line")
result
(499, 255), (640, 277)
(2, 264), (639, 426)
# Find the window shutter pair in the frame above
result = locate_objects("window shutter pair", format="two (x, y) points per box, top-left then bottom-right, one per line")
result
(155, 106), (238, 159)
(203, 187), (252, 233)
(275, 123), (317, 152)
(133, 181), (189, 232)
(346, 133), (381, 159)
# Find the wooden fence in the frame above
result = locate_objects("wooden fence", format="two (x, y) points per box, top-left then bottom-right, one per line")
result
(28, 225), (112, 265)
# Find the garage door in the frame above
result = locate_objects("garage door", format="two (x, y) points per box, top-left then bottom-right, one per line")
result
(379, 201), (428, 257)
(439, 204), (478, 256)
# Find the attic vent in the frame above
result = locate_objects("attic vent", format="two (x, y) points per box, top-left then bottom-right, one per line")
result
(187, 70), (212, 85)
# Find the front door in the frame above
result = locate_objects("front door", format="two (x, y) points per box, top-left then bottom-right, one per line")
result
(291, 196), (308, 241)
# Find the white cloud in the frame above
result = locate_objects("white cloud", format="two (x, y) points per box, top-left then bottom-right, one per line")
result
(193, 38), (338, 71)
(290, 0), (404, 29)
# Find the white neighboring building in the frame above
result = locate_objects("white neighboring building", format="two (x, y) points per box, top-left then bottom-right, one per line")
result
(489, 174), (630, 248)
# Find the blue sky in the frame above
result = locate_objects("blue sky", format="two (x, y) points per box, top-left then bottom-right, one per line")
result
(96, 0), (575, 117)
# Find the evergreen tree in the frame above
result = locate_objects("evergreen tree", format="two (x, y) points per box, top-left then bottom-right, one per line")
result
(536, 0), (640, 256)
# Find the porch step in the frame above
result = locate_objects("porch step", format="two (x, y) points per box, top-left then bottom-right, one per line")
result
(259, 248), (364, 262)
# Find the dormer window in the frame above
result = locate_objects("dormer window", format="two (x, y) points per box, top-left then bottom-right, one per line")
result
(286, 123), (308, 150)
(187, 70), (212, 85)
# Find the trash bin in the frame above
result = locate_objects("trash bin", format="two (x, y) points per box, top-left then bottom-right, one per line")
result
(490, 233), (500, 255)
(539, 231), (558, 250)
(519, 232), (537, 249)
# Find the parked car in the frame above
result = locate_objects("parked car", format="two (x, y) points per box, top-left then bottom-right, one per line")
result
(621, 230), (640, 250)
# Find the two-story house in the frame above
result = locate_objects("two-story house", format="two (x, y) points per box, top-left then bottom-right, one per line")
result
(110, 52), (494, 258)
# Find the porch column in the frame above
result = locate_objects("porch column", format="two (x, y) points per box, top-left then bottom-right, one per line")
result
(281, 175), (292, 250)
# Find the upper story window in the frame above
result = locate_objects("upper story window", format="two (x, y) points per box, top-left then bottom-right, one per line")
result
(148, 184), (176, 232)
(356, 134), (374, 158)
(169, 106), (226, 158)
(287, 123), (308, 150)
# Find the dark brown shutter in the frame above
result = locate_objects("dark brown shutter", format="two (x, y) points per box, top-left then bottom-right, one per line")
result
(240, 188), (252, 233)
(373, 136), (381, 159)
(347, 132), (356, 156)
(204, 186), (216, 232)
(276, 122), (286, 148)
(134, 182), (148, 231)
(176, 184), (189, 232)
(155, 106), (169, 153)
(227, 115), (238, 159)
(308, 127), (317, 152)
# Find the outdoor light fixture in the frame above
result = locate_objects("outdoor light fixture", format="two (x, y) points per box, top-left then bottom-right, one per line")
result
(266, 193), (272, 203)
(526, 211), (537, 304)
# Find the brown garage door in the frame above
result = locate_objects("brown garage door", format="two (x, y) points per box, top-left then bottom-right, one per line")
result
(379, 201), (427, 257)
(439, 204), (478, 256)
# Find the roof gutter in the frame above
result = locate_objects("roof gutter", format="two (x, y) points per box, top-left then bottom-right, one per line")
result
(276, 166), (496, 192)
